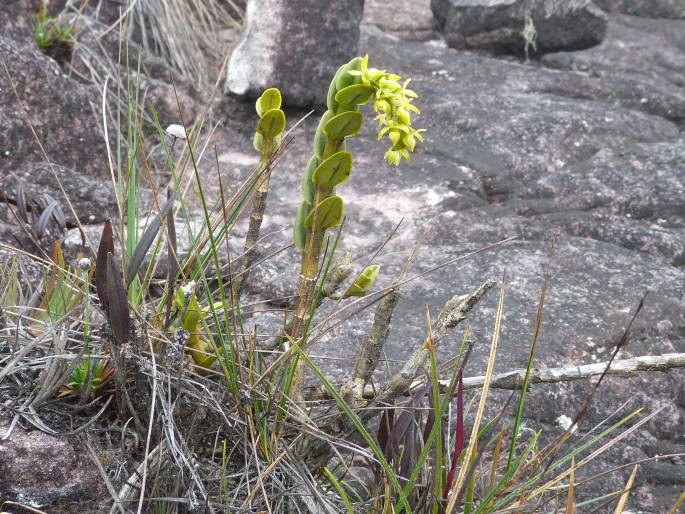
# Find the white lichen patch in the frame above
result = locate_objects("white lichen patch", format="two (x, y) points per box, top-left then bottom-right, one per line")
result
(555, 414), (577, 434)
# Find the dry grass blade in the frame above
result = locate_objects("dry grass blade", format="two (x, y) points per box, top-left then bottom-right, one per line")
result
(106, 252), (129, 346)
(571, 294), (647, 428)
(538, 294), (648, 470)
(613, 464), (638, 513)
(668, 489), (685, 514)
(0, 501), (47, 514)
(565, 457), (576, 514)
(445, 273), (506, 512)
(95, 220), (114, 310)
(129, 0), (241, 92)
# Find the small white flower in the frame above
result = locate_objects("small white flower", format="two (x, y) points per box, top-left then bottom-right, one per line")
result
(181, 281), (197, 299)
(556, 414), (577, 434)
(165, 124), (187, 140)
(78, 257), (92, 272)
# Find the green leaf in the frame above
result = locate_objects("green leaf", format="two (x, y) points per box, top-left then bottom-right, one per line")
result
(323, 111), (363, 140)
(253, 132), (264, 152)
(256, 87), (282, 117)
(294, 201), (311, 250)
(343, 264), (380, 297)
(304, 195), (344, 230)
(335, 84), (375, 107)
(312, 151), (352, 188)
(335, 57), (362, 91)
(313, 110), (334, 158)
(327, 67), (344, 112)
(257, 108), (286, 138)
(301, 156), (319, 204)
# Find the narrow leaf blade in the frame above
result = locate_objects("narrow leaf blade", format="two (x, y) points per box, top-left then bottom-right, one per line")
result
(107, 252), (130, 346)
(95, 220), (114, 311)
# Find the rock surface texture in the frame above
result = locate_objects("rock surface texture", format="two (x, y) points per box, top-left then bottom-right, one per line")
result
(596, 0), (685, 18)
(226, 0), (365, 107)
(0, 34), (109, 177)
(0, 424), (106, 511)
(364, 0), (436, 40)
(431, 0), (608, 55)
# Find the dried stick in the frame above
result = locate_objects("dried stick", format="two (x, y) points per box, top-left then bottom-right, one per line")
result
(339, 225), (432, 405)
(305, 353), (685, 401)
(340, 287), (400, 405)
(457, 351), (685, 391)
(300, 280), (496, 469)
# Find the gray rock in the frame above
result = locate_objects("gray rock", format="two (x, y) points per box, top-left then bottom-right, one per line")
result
(1, 162), (118, 226)
(0, 0), (63, 42)
(363, 0), (436, 41)
(0, 424), (107, 510)
(431, 0), (608, 55)
(70, 15), (201, 125)
(0, 35), (109, 178)
(226, 0), (365, 108)
(595, 0), (685, 18)
(540, 14), (685, 124)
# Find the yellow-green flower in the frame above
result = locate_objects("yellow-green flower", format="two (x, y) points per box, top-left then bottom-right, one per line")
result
(349, 55), (425, 166)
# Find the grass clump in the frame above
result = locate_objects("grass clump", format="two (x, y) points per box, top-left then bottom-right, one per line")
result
(32, 0), (75, 64)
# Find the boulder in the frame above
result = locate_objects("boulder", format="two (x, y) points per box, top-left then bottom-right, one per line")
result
(0, 35), (109, 178)
(69, 14), (201, 125)
(0, 424), (107, 511)
(431, 0), (608, 55)
(363, 0), (436, 41)
(226, 0), (365, 108)
(1, 162), (118, 226)
(595, 0), (685, 18)
(540, 14), (685, 124)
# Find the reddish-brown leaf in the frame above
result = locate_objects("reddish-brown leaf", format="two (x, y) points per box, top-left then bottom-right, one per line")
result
(95, 220), (114, 311)
(106, 252), (129, 346)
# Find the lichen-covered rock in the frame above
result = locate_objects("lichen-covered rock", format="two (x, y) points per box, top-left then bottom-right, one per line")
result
(1, 162), (118, 226)
(0, 35), (109, 178)
(431, 0), (608, 55)
(595, 0), (685, 18)
(0, 425), (107, 511)
(226, 0), (365, 108)
(70, 15), (200, 125)
(363, 0), (436, 41)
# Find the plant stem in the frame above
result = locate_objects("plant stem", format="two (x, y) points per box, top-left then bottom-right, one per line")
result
(288, 138), (340, 399)
(231, 139), (274, 302)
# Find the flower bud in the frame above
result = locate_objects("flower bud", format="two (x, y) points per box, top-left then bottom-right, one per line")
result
(404, 133), (416, 152)
(165, 124), (187, 140)
(78, 257), (92, 272)
(397, 108), (411, 125)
